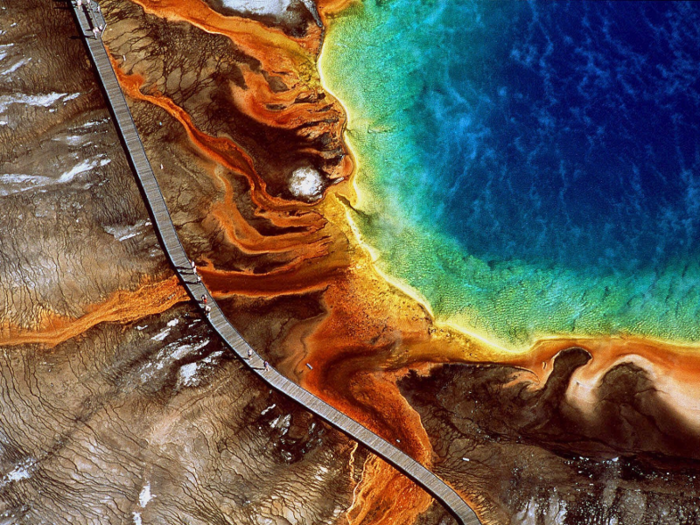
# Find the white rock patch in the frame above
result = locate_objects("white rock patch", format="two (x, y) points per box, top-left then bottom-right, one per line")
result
(289, 166), (323, 200)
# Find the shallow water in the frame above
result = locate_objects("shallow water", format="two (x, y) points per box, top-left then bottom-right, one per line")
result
(322, 0), (700, 346)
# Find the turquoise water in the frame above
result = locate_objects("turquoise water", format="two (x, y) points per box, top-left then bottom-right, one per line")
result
(322, 1), (700, 346)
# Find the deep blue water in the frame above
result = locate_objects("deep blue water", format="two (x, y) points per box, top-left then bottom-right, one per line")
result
(413, 1), (700, 274)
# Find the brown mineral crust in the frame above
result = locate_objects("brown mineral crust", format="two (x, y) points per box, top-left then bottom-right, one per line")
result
(398, 357), (700, 524)
(0, 0), (172, 330)
(0, 305), (361, 524)
(101, 0), (350, 201)
(100, 27), (342, 277)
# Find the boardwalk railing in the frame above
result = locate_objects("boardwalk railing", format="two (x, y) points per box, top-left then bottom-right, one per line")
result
(68, 5), (482, 525)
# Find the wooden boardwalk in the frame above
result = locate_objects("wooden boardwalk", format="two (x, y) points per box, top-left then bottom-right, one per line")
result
(68, 5), (482, 525)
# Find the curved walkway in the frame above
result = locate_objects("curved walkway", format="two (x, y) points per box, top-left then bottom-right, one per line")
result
(69, 5), (482, 525)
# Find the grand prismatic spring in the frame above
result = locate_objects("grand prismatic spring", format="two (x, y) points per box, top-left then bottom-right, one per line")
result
(2, 0), (700, 523)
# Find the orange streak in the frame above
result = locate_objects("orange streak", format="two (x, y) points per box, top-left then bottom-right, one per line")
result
(200, 160), (326, 256)
(505, 335), (700, 387)
(111, 53), (321, 220)
(111, 59), (283, 212)
(231, 66), (338, 130)
(0, 276), (188, 348)
(347, 455), (432, 525)
(295, 272), (440, 525)
(199, 244), (347, 298)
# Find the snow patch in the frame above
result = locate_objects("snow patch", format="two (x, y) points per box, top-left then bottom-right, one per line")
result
(177, 350), (222, 388)
(58, 156), (110, 183)
(151, 328), (171, 342)
(270, 414), (291, 433)
(103, 219), (149, 242)
(132, 512), (142, 525)
(0, 92), (70, 113)
(0, 43), (13, 61)
(261, 404), (276, 416)
(513, 498), (538, 525)
(178, 363), (199, 386)
(0, 154), (110, 196)
(0, 173), (54, 196)
(1, 459), (34, 487)
(2, 57), (30, 76)
(58, 135), (87, 146)
(140, 337), (211, 384)
(76, 118), (108, 129)
(167, 319), (179, 327)
(170, 339), (209, 361)
(289, 167), (323, 200)
(219, 0), (296, 19)
(139, 482), (154, 507)
(6, 465), (30, 482)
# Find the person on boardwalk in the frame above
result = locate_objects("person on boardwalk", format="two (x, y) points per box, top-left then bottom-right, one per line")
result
(200, 294), (208, 305)
(263, 361), (269, 372)
(204, 305), (211, 317)
(190, 259), (201, 282)
(247, 348), (253, 359)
